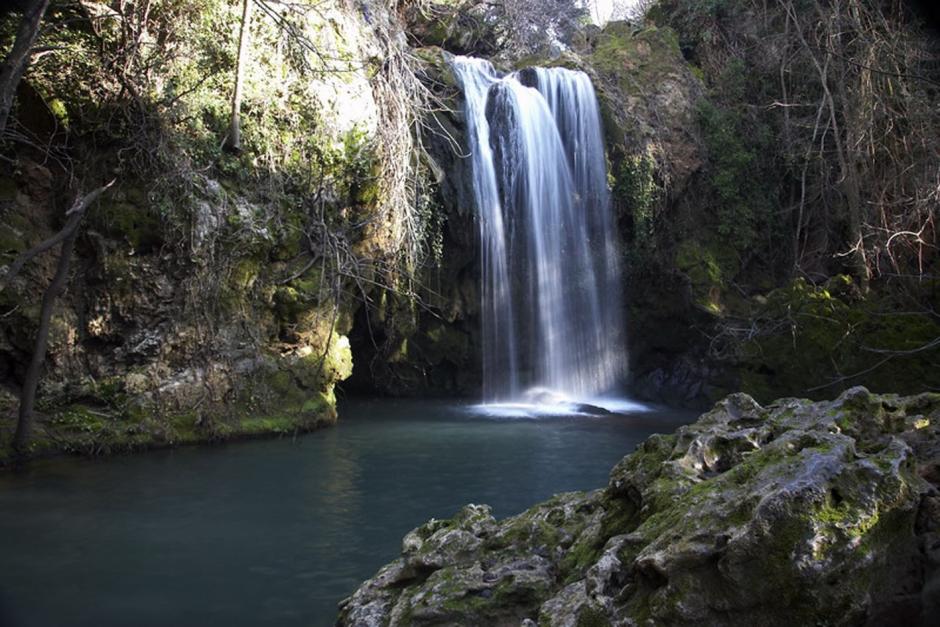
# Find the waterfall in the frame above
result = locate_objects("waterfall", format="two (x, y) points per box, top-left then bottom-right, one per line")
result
(452, 56), (626, 404)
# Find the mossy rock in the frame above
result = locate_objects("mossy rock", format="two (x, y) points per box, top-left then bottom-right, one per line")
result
(0, 208), (37, 260)
(590, 23), (684, 92)
(88, 196), (163, 252)
(674, 239), (728, 314)
(413, 46), (460, 90)
(419, 322), (470, 366)
(403, 0), (498, 55)
(339, 389), (938, 626)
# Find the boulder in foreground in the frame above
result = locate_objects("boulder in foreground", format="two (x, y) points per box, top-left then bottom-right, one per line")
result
(338, 387), (940, 626)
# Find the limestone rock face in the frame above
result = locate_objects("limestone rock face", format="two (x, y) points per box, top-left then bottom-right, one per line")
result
(338, 388), (940, 626)
(343, 44), (481, 398)
(584, 22), (704, 199)
(0, 0), (395, 458)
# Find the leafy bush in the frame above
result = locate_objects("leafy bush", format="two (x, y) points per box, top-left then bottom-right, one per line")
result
(696, 92), (778, 265)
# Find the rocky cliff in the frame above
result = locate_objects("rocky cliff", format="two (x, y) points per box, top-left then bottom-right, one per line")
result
(338, 387), (940, 625)
(0, 0), (436, 460)
(364, 6), (710, 402)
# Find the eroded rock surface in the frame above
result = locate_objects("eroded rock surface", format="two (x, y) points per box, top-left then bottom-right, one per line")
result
(338, 387), (940, 626)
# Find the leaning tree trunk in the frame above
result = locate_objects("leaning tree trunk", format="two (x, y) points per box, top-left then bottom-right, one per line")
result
(8, 182), (114, 452)
(0, 0), (51, 138)
(12, 227), (78, 451)
(223, 0), (253, 153)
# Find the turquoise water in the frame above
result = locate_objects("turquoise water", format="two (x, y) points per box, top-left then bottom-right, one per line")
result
(0, 398), (693, 627)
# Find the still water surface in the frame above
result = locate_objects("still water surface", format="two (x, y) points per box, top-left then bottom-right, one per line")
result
(0, 398), (693, 627)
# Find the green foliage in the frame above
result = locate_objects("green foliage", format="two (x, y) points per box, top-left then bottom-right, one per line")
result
(615, 152), (658, 252)
(50, 406), (106, 435)
(735, 277), (940, 402)
(414, 172), (446, 266)
(697, 99), (762, 252)
(648, 0), (743, 56)
(11, 0), (402, 251)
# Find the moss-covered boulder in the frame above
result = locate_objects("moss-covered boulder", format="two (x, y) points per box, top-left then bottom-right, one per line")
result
(338, 388), (940, 626)
(586, 21), (704, 200)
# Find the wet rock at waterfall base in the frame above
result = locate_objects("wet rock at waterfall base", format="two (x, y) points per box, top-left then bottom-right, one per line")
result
(337, 387), (940, 626)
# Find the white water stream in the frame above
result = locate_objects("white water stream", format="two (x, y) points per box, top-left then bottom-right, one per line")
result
(452, 57), (628, 410)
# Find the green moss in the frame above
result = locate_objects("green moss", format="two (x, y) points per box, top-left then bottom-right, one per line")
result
(736, 278), (940, 402)
(0, 224), (27, 257)
(502, 517), (563, 549)
(591, 23), (685, 97)
(88, 198), (163, 252)
(238, 415), (297, 434)
(413, 47), (460, 88)
(301, 390), (335, 417)
(419, 322), (469, 366)
(50, 406), (107, 434)
(675, 240), (726, 312)
(675, 241), (722, 286)
(230, 257), (262, 291)
(47, 98), (69, 128)
(623, 433), (677, 474)
(815, 500), (854, 527)
(560, 534), (604, 582)
(614, 151), (659, 254)
(288, 270), (322, 298)
(273, 286), (304, 321)
(599, 496), (640, 540)
(299, 334), (353, 384)
(0, 210), (34, 259)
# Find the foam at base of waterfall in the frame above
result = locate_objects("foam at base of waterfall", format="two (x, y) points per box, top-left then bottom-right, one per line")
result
(469, 389), (651, 419)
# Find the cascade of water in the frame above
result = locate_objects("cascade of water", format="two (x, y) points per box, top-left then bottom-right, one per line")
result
(451, 58), (520, 401)
(452, 56), (626, 404)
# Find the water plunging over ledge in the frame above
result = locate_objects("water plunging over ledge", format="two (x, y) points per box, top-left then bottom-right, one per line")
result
(452, 57), (626, 407)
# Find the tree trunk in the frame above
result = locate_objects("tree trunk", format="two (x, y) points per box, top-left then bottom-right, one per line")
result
(12, 228), (77, 452)
(784, 0), (870, 291)
(8, 182), (114, 453)
(830, 2), (870, 292)
(0, 0), (51, 137)
(224, 0), (253, 153)
(837, 93), (869, 292)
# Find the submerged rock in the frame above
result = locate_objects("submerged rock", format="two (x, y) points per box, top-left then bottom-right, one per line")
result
(337, 387), (940, 626)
